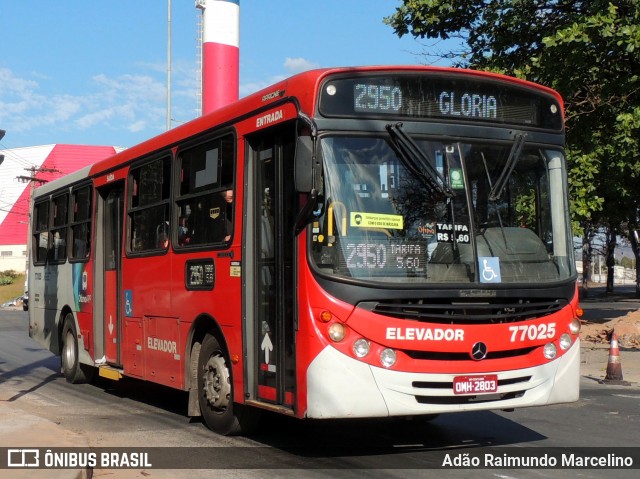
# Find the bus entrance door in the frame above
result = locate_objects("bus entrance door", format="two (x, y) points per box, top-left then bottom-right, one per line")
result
(98, 184), (124, 366)
(249, 127), (297, 410)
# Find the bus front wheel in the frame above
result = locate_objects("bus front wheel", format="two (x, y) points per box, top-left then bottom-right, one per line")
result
(197, 333), (259, 435)
(61, 315), (88, 384)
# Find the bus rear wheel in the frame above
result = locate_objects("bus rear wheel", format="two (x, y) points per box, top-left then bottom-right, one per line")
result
(61, 315), (88, 384)
(197, 333), (259, 435)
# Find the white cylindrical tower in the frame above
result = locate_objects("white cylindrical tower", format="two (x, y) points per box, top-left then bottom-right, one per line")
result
(196, 0), (240, 114)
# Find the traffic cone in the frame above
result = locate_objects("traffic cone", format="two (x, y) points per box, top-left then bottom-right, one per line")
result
(604, 332), (623, 381)
(600, 331), (630, 385)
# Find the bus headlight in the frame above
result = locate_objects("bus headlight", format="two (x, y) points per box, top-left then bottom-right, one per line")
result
(328, 323), (346, 342)
(569, 318), (581, 334)
(559, 333), (572, 351)
(543, 342), (557, 360)
(353, 339), (370, 358)
(380, 348), (397, 368)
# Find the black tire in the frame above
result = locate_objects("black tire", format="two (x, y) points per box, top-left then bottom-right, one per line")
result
(197, 334), (260, 435)
(61, 314), (88, 384)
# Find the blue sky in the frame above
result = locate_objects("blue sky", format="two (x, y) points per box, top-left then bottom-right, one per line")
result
(0, 0), (447, 150)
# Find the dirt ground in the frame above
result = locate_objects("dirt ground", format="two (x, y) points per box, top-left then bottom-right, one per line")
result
(581, 311), (640, 348)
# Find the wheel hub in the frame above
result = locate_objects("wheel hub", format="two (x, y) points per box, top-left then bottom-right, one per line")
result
(63, 330), (75, 370)
(202, 355), (231, 410)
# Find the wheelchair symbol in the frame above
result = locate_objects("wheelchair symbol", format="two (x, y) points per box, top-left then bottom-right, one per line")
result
(482, 259), (497, 281)
(124, 290), (133, 316)
(479, 257), (501, 283)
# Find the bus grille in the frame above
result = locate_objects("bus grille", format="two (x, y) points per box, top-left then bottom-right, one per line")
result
(415, 391), (526, 405)
(367, 298), (565, 324)
(404, 347), (536, 361)
(413, 375), (531, 389)
(413, 376), (531, 405)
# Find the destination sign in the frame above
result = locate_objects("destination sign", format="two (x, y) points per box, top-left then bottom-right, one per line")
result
(319, 73), (563, 130)
(339, 239), (427, 277)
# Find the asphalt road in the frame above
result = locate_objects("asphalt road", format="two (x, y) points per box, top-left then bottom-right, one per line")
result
(1, 309), (638, 479)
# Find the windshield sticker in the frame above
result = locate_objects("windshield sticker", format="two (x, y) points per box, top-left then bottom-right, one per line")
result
(350, 212), (404, 230)
(450, 168), (464, 189)
(417, 223), (436, 239)
(435, 223), (471, 244)
(479, 257), (502, 283)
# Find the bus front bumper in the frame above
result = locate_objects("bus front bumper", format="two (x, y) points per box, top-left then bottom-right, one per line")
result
(305, 340), (580, 419)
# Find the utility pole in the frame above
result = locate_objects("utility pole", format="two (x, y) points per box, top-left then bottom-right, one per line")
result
(167, 0), (172, 131)
(16, 166), (60, 187)
(17, 165), (60, 200)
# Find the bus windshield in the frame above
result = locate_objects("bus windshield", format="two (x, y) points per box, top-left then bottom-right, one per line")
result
(311, 134), (575, 284)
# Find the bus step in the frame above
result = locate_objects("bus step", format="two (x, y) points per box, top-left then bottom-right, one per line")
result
(98, 365), (123, 381)
(244, 400), (295, 416)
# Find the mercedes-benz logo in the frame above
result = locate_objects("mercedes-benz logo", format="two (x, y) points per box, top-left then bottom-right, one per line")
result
(471, 342), (488, 361)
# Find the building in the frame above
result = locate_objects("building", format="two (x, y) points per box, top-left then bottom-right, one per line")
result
(0, 144), (123, 273)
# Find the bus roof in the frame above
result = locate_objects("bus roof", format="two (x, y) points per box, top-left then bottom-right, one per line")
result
(32, 164), (93, 199)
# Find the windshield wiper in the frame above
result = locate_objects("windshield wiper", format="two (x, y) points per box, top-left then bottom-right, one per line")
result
(481, 152), (511, 251)
(386, 123), (454, 198)
(489, 132), (527, 201)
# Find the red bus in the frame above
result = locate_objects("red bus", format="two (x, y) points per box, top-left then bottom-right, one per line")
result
(28, 66), (581, 435)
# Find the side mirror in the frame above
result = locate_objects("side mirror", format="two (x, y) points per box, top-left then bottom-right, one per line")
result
(294, 135), (313, 193)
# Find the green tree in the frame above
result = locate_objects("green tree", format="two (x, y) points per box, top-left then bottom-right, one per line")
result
(385, 0), (640, 292)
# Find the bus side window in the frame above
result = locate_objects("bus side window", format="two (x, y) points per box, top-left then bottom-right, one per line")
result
(70, 185), (92, 260)
(127, 156), (171, 254)
(50, 193), (69, 262)
(156, 221), (169, 248)
(178, 214), (191, 246)
(72, 224), (88, 257)
(176, 133), (235, 248)
(32, 200), (50, 264)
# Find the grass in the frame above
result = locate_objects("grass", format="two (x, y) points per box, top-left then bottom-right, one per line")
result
(0, 273), (26, 304)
